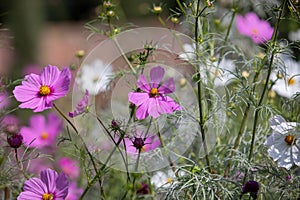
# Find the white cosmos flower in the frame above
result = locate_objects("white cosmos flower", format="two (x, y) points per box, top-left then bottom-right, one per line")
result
(151, 170), (175, 188)
(76, 59), (113, 95)
(265, 115), (300, 170)
(271, 58), (300, 98)
(288, 29), (300, 41)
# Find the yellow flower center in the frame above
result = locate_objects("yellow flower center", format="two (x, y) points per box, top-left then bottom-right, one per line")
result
(41, 132), (49, 140)
(252, 28), (258, 35)
(288, 77), (296, 86)
(39, 85), (51, 96)
(150, 88), (159, 97)
(285, 135), (295, 145)
(42, 193), (53, 200)
(166, 177), (172, 183)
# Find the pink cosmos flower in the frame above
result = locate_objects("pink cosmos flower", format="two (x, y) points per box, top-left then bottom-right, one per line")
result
(0, 91), (9, 109)
(13, 65), (71, 112)
(128, 66), (181, 120)
(123, 131), (160, 154)
(20, 113), (62, 149)
(18, 168), (69, 200)
(66, 182), (83, 200)
(69, 90), (89, 118)
(236, 12), (274, 44)
(57, 157), (80, 180)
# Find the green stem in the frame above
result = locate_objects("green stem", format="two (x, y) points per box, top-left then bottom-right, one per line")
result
(14, 148), (30, 180)
(194, 0), (211, 172)
(53, 104), (104, 199)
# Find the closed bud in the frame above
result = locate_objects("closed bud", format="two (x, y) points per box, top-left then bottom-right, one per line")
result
(153, 5), (162, 14)
(171, 17), (179, 24)
(107, 10), (115, 18)
(7, 133), (23, 149)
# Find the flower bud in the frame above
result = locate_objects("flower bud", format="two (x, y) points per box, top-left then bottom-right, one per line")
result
(75, 50), (85, 58)
(106, 10), (115, 18)
(133, 137), (145, 150)
(242, 180), (259, 194)
(152, 5), (162, 14)
(7, 133), (23, 149)
(171, 17), (179, 24)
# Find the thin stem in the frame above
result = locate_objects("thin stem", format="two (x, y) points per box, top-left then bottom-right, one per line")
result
(243, 0), (287, 184)
(14, 148), (30, 180)
(194, 0), (211, 172)
(176, 0), (186, 15)
(53, 104), (104, 199)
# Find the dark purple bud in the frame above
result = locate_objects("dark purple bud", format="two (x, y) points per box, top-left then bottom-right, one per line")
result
(242, 180), (259, 194)
(136, 182), (150, 195)
(133, 137), (145, 150)
(7, 133), (23, 148)
(286, 175), (292, 181)
(111, 120), (119, 129)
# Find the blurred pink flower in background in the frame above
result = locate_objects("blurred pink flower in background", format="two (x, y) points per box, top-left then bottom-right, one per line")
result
(66, 182), (83, 200)
(13, 65), (71, 112)
(236, 12), (274, 44)
(0, 91), (9, 109)
(22, 64), (42, 76)
(28, 157), (54, 176)
(58, 157), (80, 180)
(20, 112), (62, 149)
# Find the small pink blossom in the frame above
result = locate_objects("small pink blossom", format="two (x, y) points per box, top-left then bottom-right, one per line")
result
(58, 157), (80, 180)
(69, 90), (89, 118)
(20, 113), (63, 149)
(13, 65), (71, 112)
(18, 168), (69, 200)
(236, 12), (274, 44)
(128, 66), (181, 120)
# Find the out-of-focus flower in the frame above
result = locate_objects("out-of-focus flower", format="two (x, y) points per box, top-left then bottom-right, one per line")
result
(128, 66), (181, 120)
(286, 175), (292, 181)
(236, 12), (274, 44)
(22, 64), (42, 76)
(288, 28), (300, 41)
(69, 90), (89, 118)
(66, 182), (83, 200)
(58, 157), (80, 180)
(76, 59), (113, 95)
(20, 113), (62, 149)
(242, 180), (259, 195)
(265, 115), (300, 170)
(7, 133), (23, 148)
(136, 182), (150, 195)
(0, 91), (9, 109)
(13, 65), (71, 112)
(124, 131), (160, 154)
(17, 168), (69, 200)
(1, 114), (20, 134)
(271, 58), (300, 98)
(151, 170), (175, 188)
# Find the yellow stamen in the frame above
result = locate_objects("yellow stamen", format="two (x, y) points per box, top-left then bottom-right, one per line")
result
(41, 132), (49, 140)
(166, 177), (172, 183)
(42, 193), (53, 200)
(150, 88), (159, 97)
(141, 146), (146, 152)
(39, 85), (51, 96)
(288, 77), (296, 86)
(285, 135), (295, 145)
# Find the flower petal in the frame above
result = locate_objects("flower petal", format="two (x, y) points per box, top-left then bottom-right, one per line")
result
(158, 78), (175, 94)
(136, 100), (150, 120)
(23, 177), (47, 196)
(128, 92), (149, 106)
(40, 168), (58, 193)
(17, 191), (43, 200)
(137, 75), (151, 92)
(41, 65), (60, 86)
(55, 172), (69, 199)
(150, 66), (165, 88)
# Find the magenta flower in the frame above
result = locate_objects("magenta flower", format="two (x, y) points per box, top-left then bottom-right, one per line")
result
(57, 157), (80, 180)
(13, 65), (71, 112)
(18, 168), (69, 200)
(236, 12), (274, 44)
(20, 113), (62, 149)
(128, 66), (181, 120)
(69, 90), (89, 118)
(124, 132), (160, 154)
(0, 91), (9, 109)
(66, 182), (83, 200)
